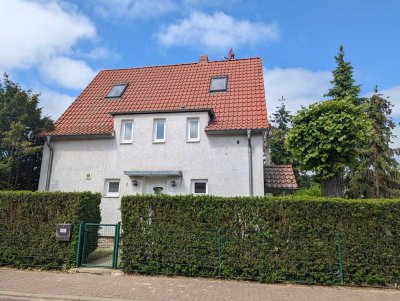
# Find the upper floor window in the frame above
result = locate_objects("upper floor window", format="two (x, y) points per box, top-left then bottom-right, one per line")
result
(107, 83), (128, 98)
(210, 76), (227, 92)
(187, 118), (200, 142)
(153, 119), (166, 143)
(121, 120), (133, 143)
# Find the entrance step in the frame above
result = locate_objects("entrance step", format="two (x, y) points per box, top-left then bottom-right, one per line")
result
(69, 267), (123, 276)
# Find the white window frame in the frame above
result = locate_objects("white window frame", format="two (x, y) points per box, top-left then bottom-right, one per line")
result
(191, 179), (208, 195)
(187, 118), (200, 142)
(153, 119), (166, 143)
(104, 179), (120, 197)
(121, 120), (133, 144)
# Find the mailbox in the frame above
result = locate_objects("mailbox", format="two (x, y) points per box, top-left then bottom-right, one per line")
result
(56, 224), (72, 241)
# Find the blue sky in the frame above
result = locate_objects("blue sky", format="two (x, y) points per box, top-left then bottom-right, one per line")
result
(0, 0), (399, 146)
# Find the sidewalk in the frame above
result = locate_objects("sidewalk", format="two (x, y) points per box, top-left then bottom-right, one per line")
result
(1, 268), (400, 301)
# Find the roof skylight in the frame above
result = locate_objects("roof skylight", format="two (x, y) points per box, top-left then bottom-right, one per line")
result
(210, 76), (227, 92)
(107, 83), (128, 98)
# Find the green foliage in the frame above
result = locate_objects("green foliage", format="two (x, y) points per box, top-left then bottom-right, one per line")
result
(268, 97), (292, 165)
(121, 194), (400, 286)
(293, 183), (322, 197)
(287, 99), (370, 196)
(0, 74), (54, 190)
(324, 46), (361, 102)
(0, 191), (101, 269)
(347, 89), (400, 198)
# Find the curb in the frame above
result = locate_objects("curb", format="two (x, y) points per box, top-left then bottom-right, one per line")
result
(0, 291), (144, 301)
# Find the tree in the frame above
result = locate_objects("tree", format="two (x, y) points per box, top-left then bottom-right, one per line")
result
(324, 46), (361, 103)
(346, 87), (400, 198)
(267, 97), (291, 165)
(0, 74), (53, 190)
(287, 99), (370, 197)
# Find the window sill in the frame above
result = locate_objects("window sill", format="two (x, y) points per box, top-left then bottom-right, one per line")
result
(186, 140), (200, 143)
(120, 141), (132, 145)
(153, 141), (166, 144)
(103, 195), (120, 199)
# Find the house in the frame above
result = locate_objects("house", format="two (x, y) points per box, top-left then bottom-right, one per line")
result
(38, 55), (270, 223)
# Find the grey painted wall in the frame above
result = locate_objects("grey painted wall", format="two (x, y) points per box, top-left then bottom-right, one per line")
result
(39, 112), (266, 223)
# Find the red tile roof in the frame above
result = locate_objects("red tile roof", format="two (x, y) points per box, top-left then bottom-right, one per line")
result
(264, 165), (298, 190)
(43, 57), (269, 136)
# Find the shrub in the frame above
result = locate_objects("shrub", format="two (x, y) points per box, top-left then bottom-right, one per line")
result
(293, 183), (322, 197)
(0, 191), (101, 269)
(121, 195), (400, 286)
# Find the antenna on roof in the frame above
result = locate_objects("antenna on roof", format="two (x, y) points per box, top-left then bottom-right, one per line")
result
(224, 48), (235, 60)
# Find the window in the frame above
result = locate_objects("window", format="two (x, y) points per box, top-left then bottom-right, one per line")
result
(187, 118), (200, 142)
(153, 119), (166, 143)
(121, 120), (133, 143)
(105, 179), (120, 197)
(192, 180), (208, 194)
(210, 76), (227, 92)
(106, 83), (128, 98)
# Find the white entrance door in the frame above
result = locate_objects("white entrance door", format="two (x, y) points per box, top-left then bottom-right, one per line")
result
(144, 177), (168, 194)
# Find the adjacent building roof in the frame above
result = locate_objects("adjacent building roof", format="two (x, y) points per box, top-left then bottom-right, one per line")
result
(264, 165), (298, 190)
(42, 57), (269, 137)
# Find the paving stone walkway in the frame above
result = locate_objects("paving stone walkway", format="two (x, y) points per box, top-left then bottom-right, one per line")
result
(1, 268), (400, 301)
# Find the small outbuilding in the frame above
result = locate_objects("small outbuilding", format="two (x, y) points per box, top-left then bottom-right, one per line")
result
(264, 165), (298, 195)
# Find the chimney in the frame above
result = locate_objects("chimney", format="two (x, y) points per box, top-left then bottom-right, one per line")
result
(199, 55), (208, 63)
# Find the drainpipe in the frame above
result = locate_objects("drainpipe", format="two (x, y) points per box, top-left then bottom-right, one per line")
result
(45, 136), (54, 191)
(247, 129), (253, 196)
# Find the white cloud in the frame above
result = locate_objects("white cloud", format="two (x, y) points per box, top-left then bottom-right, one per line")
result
(263, 67), (331, 116)
(40, 57), (97, 90)
(95, 0), (177, 19)
(39, 89), (75, 120)
(158, 12), (278, 50)
(0, 0), (96, 69)
(378, 85), (400, 118)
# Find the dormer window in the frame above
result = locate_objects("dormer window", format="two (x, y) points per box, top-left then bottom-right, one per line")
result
(210, 76), (227, 92)
(107, 83), (128, 98)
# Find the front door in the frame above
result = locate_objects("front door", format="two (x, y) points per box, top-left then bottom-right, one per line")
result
(144, 177), (168, 194)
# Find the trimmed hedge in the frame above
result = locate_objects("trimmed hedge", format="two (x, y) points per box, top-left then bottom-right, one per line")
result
(121, 195), (400, 286)
(0, 191), (101, 269)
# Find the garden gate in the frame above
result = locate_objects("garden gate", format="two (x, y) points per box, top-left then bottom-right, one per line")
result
(76, 222), (120, 269)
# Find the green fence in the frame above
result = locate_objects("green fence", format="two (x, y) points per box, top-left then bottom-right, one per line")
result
(122, 225), (400, 286)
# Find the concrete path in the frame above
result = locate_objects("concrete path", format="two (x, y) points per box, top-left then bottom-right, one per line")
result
(1, 268), (400, 301)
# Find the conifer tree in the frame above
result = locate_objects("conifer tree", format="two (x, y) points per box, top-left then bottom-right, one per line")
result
(325, 46), (361, 103)
(268, 97), (291, 165)
(347, 88), (400, 198)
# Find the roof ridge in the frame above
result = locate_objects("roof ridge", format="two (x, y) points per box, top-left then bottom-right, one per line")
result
(99, 57), (261, 72)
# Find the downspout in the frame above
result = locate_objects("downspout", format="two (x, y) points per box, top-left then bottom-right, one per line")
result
(247, 129), (253, 196)
(45, 136), (54, 191)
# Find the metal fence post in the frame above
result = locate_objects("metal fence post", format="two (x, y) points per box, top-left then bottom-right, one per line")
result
(75, 222), (84, 267)
(336, 231), (344, 285)
(217, 227), (222, 278)
(113, 222), (121, 269)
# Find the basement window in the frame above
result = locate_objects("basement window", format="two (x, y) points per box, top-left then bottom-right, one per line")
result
(107, 83), (128, 98)
(210, 76), (227, 92)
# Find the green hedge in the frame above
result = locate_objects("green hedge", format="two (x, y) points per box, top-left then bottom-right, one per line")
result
(121, 195), (400, 286)
(0, 191), (101, 269)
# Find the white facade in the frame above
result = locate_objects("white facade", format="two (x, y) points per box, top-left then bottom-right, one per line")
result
(39, 111), (265, 223)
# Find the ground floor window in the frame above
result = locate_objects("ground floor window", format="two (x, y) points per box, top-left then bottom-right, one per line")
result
(104, 179), (120, 197)
(191, 179), (208, 194)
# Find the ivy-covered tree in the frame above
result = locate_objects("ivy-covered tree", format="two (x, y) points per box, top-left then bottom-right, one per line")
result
(346, 87), (400, 198)
(287, 99), (370, 197)
(0, 74), (53, 190)
(267, 97), (291, 165)
(324, 46), (361, 104)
